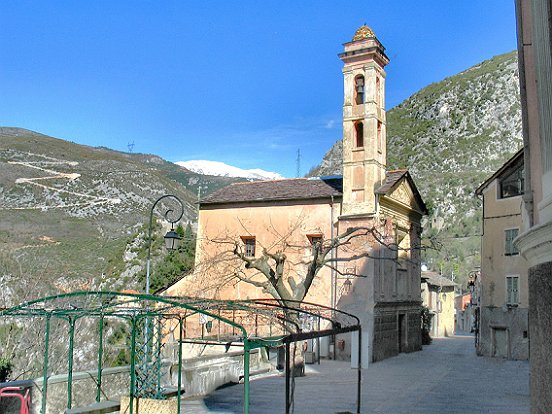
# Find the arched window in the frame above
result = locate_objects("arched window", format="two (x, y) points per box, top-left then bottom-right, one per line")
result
(355, 75), (365, 105)
(355, 122), (364, 148)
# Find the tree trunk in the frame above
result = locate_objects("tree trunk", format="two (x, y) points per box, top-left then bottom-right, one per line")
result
(278, 309), (306, 377)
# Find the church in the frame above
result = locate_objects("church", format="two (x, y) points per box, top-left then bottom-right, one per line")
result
(168, 25), (427, 364)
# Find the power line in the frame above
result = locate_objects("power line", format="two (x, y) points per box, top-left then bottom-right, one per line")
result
(296, 148), (301, 178)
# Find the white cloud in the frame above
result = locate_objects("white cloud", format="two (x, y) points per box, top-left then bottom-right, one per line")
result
(325, 120), (336, 129)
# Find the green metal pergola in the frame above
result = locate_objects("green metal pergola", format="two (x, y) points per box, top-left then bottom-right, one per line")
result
(0, 291), (362, 414)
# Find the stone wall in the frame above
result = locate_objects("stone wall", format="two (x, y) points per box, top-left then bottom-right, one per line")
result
(373, 312), (398, 361)
(478, 306), (529, 360)
(30, 347), (270, 414)
(372, 303), (421, 362)
(167, 347), (270, 397)
(529, 261), (552, 413)
(407, 311), (422, 352)
(33, 366), (130, 414)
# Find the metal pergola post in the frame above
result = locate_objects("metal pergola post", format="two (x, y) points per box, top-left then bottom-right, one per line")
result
(129, 316), (138, 414)
(96, 315), (104, 403)
(357, 326), (362, 414)
(41, 315), (51, 414)
(177, 317), (183, 414)
(285, 343), (291, 414)
(243, 338), (251, 414)
(67, 317), (76, 411)
(156, 317), (162, 398)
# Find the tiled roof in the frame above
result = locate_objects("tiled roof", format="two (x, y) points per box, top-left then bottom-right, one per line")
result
(375, 169), (408, 195)
(376, 169), (428, 214)
(200, 177), (343, 205)
(201, 169), (427, 214)
(421, 271), (457, 287)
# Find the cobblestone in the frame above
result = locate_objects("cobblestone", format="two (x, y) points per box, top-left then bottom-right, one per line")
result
(177, 334), (530, 413)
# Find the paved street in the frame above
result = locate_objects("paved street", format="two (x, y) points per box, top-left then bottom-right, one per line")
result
(179, 334), (530, 413)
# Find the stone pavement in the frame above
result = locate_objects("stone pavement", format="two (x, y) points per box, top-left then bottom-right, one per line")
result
(177, 334), (530, 413)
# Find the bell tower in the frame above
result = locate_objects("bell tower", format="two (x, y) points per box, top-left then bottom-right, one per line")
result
(339, 25), (389, 216)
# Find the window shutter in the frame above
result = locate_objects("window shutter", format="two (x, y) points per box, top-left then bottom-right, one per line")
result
(506, 276), (520, 304)
(513, 277), (519, 304)
(505, 229), (519, 256)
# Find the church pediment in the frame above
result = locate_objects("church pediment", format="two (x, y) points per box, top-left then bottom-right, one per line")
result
(377, 171), (427, 215)
(387, 181), (421, 211)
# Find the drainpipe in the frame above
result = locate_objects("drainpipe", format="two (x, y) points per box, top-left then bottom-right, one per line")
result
(330, 195), (337, 360)
(515, 0), (534, 228)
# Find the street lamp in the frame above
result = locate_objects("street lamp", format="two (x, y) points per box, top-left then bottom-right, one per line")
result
(145, 194), (184, 295)
(163, 228), (182, 251)
(137, 194), (184, 400)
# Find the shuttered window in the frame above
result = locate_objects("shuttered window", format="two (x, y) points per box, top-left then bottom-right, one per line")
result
(506, 275), (519, 305)
(240, 237), (256, 257)
(505, 228), (519, 256)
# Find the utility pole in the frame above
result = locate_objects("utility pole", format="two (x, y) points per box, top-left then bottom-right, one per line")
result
(296, 148), (301, 178)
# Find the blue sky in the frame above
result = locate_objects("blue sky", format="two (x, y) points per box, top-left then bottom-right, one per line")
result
(1, 1), (517, 178)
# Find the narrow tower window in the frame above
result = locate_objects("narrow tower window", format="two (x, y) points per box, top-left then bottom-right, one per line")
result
(355, 122), (364, 148)
(376, 76), (381, 106)
(377, 121), (382, 152)
(355, 75), (365, 105)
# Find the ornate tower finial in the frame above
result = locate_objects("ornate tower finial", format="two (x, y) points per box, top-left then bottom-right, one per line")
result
(352, 24), (375, 41)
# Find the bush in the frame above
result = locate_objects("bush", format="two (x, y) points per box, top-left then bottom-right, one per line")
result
(421, 306), (433, 345)
(0, 356), (13, 382)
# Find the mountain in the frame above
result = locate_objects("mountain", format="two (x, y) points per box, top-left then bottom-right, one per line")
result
(176, 160), (284, 180)
(0, 127), (243, 305)
(309, 51), (523, 284)
(0, 51), (523, 299)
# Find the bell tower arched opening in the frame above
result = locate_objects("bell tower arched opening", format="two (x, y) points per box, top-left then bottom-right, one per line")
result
(355, 122), (364, 148)
(355, 75), (365, 105)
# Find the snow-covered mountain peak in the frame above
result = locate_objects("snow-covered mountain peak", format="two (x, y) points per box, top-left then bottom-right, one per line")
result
(176, 160), (284, 180)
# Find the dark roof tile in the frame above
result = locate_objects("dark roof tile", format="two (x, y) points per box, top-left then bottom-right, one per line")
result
(201, 177), (343, 205)
(375, 169), (408, 195)
(421, 271), (457, 287)
(376, 169), (428, 214)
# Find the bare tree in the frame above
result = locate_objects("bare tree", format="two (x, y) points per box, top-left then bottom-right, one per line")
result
(231, 225), (388, 306)
(187, 213), (427, 318)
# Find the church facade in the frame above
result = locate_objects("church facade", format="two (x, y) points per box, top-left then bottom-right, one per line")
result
(168, 25), (427, 364)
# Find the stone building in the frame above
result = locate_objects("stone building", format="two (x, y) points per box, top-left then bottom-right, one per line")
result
(475, 149), (529, 360)
(421, 271), (456, 338)
(168, 25), (427, 365)
(514, 1), (552, 412)
(455, 291), (475, 333)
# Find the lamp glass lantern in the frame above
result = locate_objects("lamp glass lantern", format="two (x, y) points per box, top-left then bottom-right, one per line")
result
(343, 278), (353, 294)
(164, 228), (182, 251)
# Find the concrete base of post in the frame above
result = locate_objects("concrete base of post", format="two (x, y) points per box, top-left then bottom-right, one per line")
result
(120, 396), (179, 414)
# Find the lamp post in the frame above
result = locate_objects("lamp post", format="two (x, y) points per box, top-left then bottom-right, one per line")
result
(137, 194), (184, 400)
(145, 194), (184, 294)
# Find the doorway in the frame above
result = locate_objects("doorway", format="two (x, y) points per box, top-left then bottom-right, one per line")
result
(492, 327), (509, 358)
